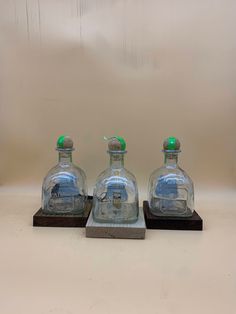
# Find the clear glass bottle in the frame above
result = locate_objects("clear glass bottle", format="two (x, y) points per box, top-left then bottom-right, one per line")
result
(148, 137), (194, 217)
(93, 136), (139, 224)
(42, 135), (87, 214)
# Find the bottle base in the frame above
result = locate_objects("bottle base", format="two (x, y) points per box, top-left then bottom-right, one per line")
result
(93, 215), (139, 224)
(150, 207), (193, 218)
(42, 207), (84, 215)
(92, 202), (139, 224)
(150, 198), (193, 217)
(43, 196), (86, 215)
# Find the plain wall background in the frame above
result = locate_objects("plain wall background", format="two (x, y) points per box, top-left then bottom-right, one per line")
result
(0, 0), (236, 192)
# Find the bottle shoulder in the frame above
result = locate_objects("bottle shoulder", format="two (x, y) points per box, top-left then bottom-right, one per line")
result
(150, 165), (193, 185)
(43, 162), (86, 185)
(95, 167), (137, 187)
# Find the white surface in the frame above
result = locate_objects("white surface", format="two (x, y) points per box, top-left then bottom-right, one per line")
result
(0, 187), (236, 314)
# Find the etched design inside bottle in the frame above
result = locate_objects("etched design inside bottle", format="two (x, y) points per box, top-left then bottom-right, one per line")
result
(43, 174), (85, 214)
(151, 174), (192, 217)
(93, 182), (138, 223)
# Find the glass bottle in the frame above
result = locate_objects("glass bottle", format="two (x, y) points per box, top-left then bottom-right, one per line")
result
(42, 135), (87, 214)
(93, 136), (139, 224)
(148, 137), (194, 217)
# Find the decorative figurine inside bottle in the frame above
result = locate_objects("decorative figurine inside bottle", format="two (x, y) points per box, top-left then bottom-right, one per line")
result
(148, 137), (194, 217)
(42, 135), (87, 214)
(92, 136), (139, 224)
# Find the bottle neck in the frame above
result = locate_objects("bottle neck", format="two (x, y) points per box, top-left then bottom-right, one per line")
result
(164, 152), (179, 168)
(58, 150), (72, 163)
(109, 153), (124, 168)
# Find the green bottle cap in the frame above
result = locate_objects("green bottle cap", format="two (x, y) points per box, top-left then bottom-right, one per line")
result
(114, 136), (126, 151)
(163, 136), (180, 151)
(104, 136), (127, 151)
(57, 135), (74, 149)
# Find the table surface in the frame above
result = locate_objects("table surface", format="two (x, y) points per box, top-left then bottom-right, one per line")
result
(0, 186), (236, 314)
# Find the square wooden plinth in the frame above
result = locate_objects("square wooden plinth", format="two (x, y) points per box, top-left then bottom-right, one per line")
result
(33, 197), (92, 228)
(86, 208), (146, 239)
(143, 201), (203, 231)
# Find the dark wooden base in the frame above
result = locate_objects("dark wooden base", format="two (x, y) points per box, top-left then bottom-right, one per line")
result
(33, 196), (93, 228)
(143, 201), (203, 231)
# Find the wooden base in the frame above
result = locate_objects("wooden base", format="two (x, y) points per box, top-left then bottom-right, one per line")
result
(33, 196), (92, 228)
(143, 201), (203, 231)
(86, 208), (146, 239)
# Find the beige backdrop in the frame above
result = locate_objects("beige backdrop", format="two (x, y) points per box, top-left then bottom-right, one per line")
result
(1, 0), (236, 192)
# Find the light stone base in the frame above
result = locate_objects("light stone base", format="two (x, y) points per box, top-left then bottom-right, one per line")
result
(86, 208), (146, 239)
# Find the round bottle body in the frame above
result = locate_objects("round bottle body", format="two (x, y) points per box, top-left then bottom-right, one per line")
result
(42, 163), (87, 214)
(148, 166), (194, 217)
(93, 167), (139, 224)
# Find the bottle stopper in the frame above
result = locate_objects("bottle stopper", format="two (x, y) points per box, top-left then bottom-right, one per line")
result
(104, 136), (127, 152)
(57, 135), (74, 150)
(163, 136), (180, 152)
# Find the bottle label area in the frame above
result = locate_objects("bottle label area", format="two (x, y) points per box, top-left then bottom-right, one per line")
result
(44, 182), (85, 214)
(93, 183), (138, 223)
(106, 183), (128, 209)
(152, 175), (191, 216)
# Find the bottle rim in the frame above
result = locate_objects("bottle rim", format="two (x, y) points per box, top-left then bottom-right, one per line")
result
(56, 148), (75, 152)
(162, 149), (181, 153)
(107, 150), (127, 154)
